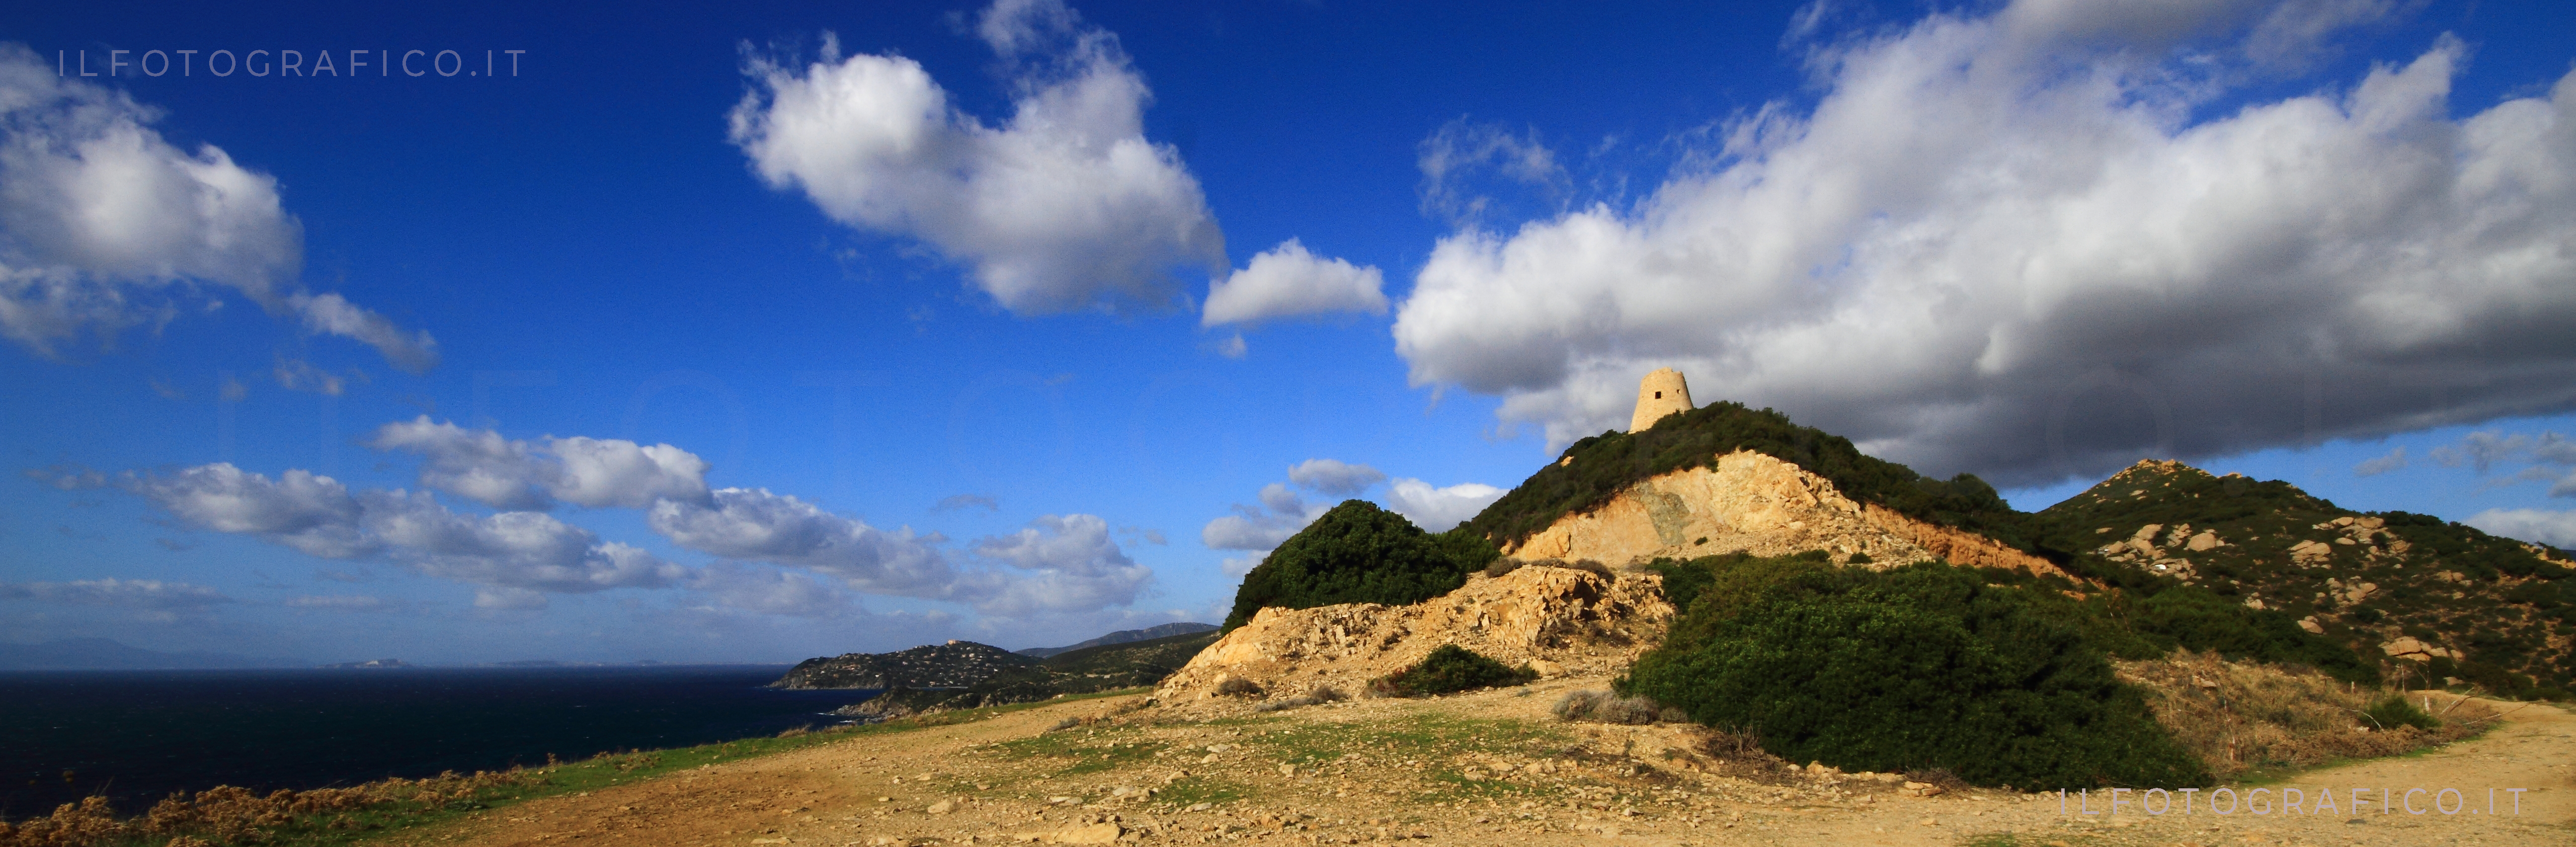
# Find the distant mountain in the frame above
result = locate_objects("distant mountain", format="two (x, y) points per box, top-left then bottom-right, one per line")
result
(317, 658), (413, 669)
(0, 638), (307, 670)
(1015, 622), (1218, 658)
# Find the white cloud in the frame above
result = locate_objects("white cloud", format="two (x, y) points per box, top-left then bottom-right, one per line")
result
(684, 563), (851, 618)
(2429, 430), (2576, 496)
(967, 513), (1153, 615)
(116, 463), (378, 558)
(1286, 458), (1385, 496)
(1201, 239), (1388, 327)
(473, 587), (548, 611)
(103, 461), (682, 596)
(271, 357), (352, 396)
(2352, 446), (2407, 477)
(284, 594), (387, 611)
(1417, 117), (1567, 226)
(364, 417), (712, 510)
(1383, 478), (1506, 533)
(2464, 508), (2576, 550)
(0, 44), (435, 370)
(287, 292), (439, 374)
(1389, 1), (2576, 487)
(358, 490), (687, 593)
(0, 578), (234, 610)
(1200, 482), (1328, 551)
(646, 487), (957, 597)
(728, 0), (1224, 315)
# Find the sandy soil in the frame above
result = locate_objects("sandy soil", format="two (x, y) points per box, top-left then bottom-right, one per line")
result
(379, 678), (2574, 847)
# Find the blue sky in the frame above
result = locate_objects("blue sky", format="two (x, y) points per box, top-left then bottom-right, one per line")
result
(4, 0), (2573, 665)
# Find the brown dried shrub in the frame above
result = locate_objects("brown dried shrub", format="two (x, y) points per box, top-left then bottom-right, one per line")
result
(2117, 649), (2494, 780)
(1, 767), (538, 847)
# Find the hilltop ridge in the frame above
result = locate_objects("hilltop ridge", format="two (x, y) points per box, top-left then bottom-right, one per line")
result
(2036, 458), (2576, 697)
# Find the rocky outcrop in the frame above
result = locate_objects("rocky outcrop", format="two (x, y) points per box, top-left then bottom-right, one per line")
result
(1155, 565), (1672, 704)
(1499, 449), (2070, 581)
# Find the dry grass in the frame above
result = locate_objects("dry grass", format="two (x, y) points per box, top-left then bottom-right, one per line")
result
(2116, 649), (2494, 780)
(0, 768), (536, 847)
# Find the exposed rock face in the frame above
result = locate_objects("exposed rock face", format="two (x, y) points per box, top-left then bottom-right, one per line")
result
(1156, 565), (1672, 704)
(772, 640), (1035, 690)
(1498, 449), (2069, 580)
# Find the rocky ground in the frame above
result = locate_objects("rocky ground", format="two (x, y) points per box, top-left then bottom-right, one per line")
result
(375, 675), (2571, 847)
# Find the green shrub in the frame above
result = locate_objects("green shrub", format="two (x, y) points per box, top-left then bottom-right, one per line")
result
(2362, 696), (2438, 732)
(1369, 645), (1536, 697)
(1223, 502), (1490, 630)
(1624, 562), (2209, 789)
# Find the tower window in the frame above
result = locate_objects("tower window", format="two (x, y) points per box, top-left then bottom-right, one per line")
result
(1654, 392), (1662, 399)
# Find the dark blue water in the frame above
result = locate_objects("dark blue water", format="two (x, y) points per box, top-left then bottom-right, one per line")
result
(0, 666), (877, 819)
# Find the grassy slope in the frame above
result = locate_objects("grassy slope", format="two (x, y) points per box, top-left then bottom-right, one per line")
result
(2031, 460), (2576, 698)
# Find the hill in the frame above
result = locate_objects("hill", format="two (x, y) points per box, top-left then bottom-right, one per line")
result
(2034, 459), (2576, 698)
(1461, 401), (2033, 553)
(1015, 622), (1217, 658)
(773, 631), (1224, 720)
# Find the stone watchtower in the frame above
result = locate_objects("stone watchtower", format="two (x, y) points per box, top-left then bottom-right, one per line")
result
(1629, 368), (1694, 432)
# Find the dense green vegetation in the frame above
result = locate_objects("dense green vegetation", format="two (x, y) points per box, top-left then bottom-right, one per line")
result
(1370, 645), (1537, 697)
(1223, 501), (1498, 630)
(2032, 461), (2574, 698)
(853, 631), (1220, 715)
(1461, 402), (2031, 551)
(1625, 556), (2210, 789)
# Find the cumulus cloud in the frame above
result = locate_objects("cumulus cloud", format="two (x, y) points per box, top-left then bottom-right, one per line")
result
(364, 417), (713, 510)
(82, 419), (1158, 618)
(358, 490), (687, 593)
(1390, 0), (2576, 487)
(114, 463), (378, 558)
(646, 487), (957, 597)
(967, 513), (1153, 615)
(2465, 508), (2576, 550)
(684, 563), (850, 618)
(99, 462), (683, 595)
(0, 44), (436, 370)
(271, 357), (353, 396)
(1201, 240), (1388, 327)
(1383, 478), (1507, 533)
(1285, 458), (1386, 497)
(728, 0), (1224, 315)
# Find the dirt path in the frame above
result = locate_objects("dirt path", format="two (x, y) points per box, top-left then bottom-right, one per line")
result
(381, 682), (2574, 847)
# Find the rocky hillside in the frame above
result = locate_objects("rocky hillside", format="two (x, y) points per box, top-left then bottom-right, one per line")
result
(772, 640), (1039, 690)
(1463, 401), (2034, 555)
(2034, 459), (2576, 697)
(1501, 448), (2071, 580)
(1160, 563), (1672, 706)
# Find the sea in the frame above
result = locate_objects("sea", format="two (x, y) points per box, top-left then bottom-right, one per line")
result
(0, 666), (876, 819)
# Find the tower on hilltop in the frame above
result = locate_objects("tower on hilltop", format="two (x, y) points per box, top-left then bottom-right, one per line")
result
(1630, 368), (1693, 432)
